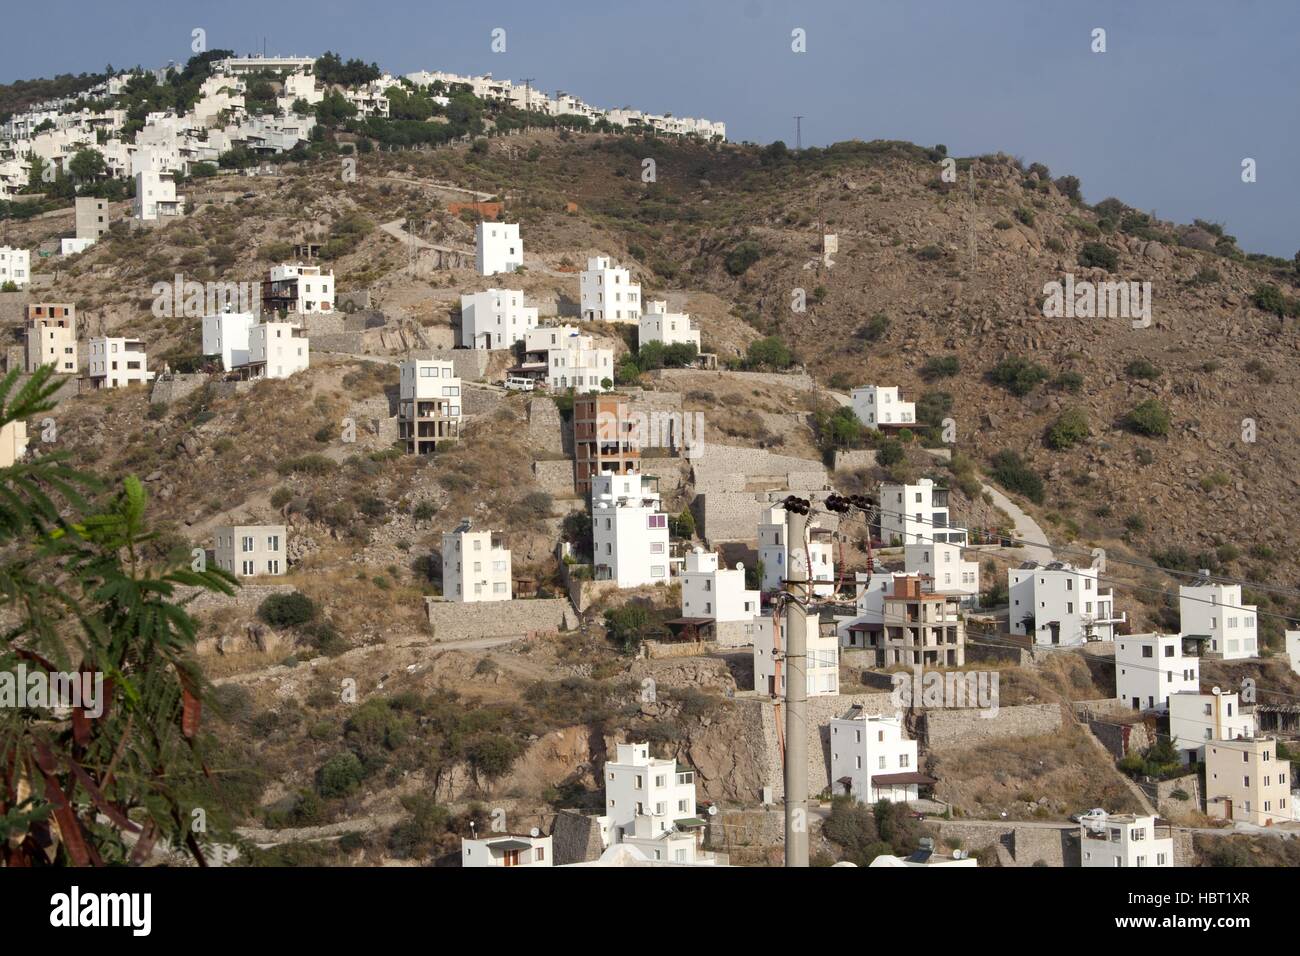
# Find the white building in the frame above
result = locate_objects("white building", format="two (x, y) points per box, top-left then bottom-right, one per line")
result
(904, 541), (979, 607)
(837, 571), (906, 648)
(580, 256), (641, 323)
(25, 303), (77, 374)
(263, 264), (334, 315)
(829, 707), (925, 803)
(1169, 689), (1255, 765)
(754, 615), (840, 698)
(0, 247), (30, 288)
(0, 420), (29, 468)
(461, 833), (551, 868)
(546, 332), (613, 393)
(757, 503), (835, 597)
(459, 288), (538, 349)
(1079, 814), (1174, 868)
(590, 472), (670, 588)
(398, 359), (462, 454)
(213, 524), (287, 577)
(1205, 737), (1290, 826)
(1008, 561), (1124, 646)
(475, 221), (522, 276)
(87, 337), (153, 389)
(597, 742), (714, 865)
(441, 522), (512, 603)
(132, 169), (184, 221)
(1287, 631), (1300, 675)
(246, 322), (309, 380)
(878, 478), (967, 546)
(201, 310), (256, 371)
(638, 300), (700, 350)
(1179, 576), (1258, 660)
(1115, 633), (1201, 712)
(851, 385), (915, 430)
(680, 548), (759, 622)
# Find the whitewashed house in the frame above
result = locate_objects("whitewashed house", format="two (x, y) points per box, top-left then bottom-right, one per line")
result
(398, 359), (461, 454)
(680, 548), (758, 621)
(1008, 561), (1124, 646)
(213, 524), (286, 577)
(829, 707), (927, 803)
(1115, 633), (1201, 712)
(1179, 576), (1258, 660)
(0, 420), (29, 468)
(754, 615), (840, 698)
(0, 246), (30, 288)
(1287, 631), (1300, 675)
(904, 541), (979, 607)
(245, 322), (309, 379)
(459, 288), (538, 349)
(878, 478), (967, 546)
(202, 310), (256, 371)
(441, 521), (512, 603)
(837, 571), (907, 648)
(87, 337), (153, 389)
(1169, 689), (1255, 764)
(851, 385), (915, 431)
(475, 221), (522, 276)
(580, 256), (641, 323)
(461, 833), (551, 868)
(1079, 814), (1173, 868)
(133, 169), (184, 221)
(757, 503), (835, 597)
(24, 303), (77, 373)
(546, 332), (613, 393)
(638, 300), (700, 350)
(590, 472), (670, 588)
(263, 264), (334, 315)
(597, 742), (714, 865)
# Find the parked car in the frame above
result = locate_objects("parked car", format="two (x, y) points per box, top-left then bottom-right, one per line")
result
(1071, 808), (1108, 825)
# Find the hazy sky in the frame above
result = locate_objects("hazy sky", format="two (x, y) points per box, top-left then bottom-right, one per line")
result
(4, 0), (1297, 256)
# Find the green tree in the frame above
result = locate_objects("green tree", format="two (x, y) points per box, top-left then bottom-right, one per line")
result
(0, 367), (238, 865)
(746, 336), (793, 370)
(68, 148), (107, 183)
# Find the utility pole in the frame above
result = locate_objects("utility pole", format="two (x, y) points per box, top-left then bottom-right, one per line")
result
(794, 115), (803, 151)
(521, 78), (535, 130)
(781, 496), (812, 868)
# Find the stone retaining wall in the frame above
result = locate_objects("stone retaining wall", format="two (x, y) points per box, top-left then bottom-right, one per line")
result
(922, 703), (1064, 751)
(150, 373), (208, 406)
(423, 596), (574, 641)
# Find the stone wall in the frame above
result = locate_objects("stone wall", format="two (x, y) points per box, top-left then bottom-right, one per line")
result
(532, 458), (576, 496)
(177, 582), (297, 615)
(416, 348), (491, 381)
(922, 703), (1065, 751)
(833, 449), (878, 473)
(551, 810), (604, 865)
(423, 596), (574, 641)
(462, 383), (503, 417)
(304, 331), (366, 353)
(525, 396), (565, 455)
(150, 373), (208, 406)
(929, 821), (1078, 867)
(644, 639), (718, 659)
(1142, 772), (1202, 817)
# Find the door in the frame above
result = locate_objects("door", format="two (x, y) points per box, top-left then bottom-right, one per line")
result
(503, 849), (520, 867)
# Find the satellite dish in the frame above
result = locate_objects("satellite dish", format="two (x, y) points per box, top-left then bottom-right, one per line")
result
(707, 805), (718, 816)
(529, 827), (540, 838)
(1211, 686), (1222, 696)
(952, 849), (966, 859)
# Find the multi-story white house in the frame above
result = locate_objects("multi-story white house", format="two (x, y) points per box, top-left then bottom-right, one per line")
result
(1115, 633), (1201, 712)
(1287, 631), (1300, 675)
(213, 524), (287, 577)
(829, 707), (926, 803)
(546, 332), (613, 393)
(1008, 561), (1124, 646)
(132, 169), (184, 221)
(878, 478), (967, 546)
(0, 246), (30, 288)
(25, 303), (77, 373)
(475, 221), (522, 276)
(1179, 576), (1258, 660)
(590, 472), (670, 587)
(202, 310), (256, 371)
(441, 522), (512, 602)
(680, 548), (759, 622)
(851, 385), (915, 431)
(904, 541), (979, 607)
(262, 264), (334, 315)
(590, 468), (670, 587)
(1079, 814), (1174, 868)
(597, 742), (714, 865)
(1205, 736), (1290, 826)
(1169, 689), (1255, 765)
(460, 833), (551, 868)
(245, 322), (309, 379)
(398, 359), (461, 454)
(638, 300), (700, 350)
(87, 337), (153, 389)
(580, 256), (641, 323)
(838, 571), (907, 648)
(842, 574), (965, 668)
(459, 288), (538, 349)
(757, 503), (835, 597)
(754, 615), (840, 697)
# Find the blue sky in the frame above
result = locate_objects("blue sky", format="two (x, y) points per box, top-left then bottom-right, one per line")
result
(4, 0), (1297, 256)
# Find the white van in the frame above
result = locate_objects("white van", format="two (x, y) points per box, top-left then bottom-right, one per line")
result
(504, 376), (535, 392)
